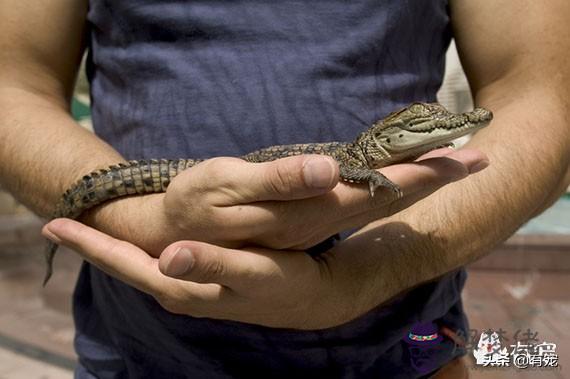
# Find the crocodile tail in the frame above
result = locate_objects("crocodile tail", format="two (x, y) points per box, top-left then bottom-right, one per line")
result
(53, 159), (197, 220)
(43, 240), (58, 286)
(43, 158), (197, 285)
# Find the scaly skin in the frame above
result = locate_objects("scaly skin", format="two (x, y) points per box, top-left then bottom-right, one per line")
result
(43, 102), (493, 285)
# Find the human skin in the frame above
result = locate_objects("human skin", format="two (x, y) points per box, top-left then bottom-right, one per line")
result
(43, 0), (570, 330)
(4, 0), (570, 329)
(1, 0), (487, 331)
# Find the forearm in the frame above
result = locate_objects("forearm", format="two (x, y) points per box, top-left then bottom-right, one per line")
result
(352, 86), (570, 298)
(0, 87), (124, 216)
(0, 87), (171, 253)
(0, 0), (174, 255)
(425, 86), (569, 265)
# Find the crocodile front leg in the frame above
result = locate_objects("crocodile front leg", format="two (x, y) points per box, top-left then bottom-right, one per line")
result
(339, 165), (402, 198)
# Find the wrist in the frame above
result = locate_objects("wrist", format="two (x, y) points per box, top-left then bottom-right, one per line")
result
(336, 221), (445, 312)
(79, 193), (175, 257)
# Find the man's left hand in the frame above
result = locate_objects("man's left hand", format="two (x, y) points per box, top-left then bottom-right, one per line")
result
(42, 218), (411, 329)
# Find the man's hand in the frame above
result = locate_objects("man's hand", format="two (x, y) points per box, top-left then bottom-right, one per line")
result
(39, 209), (460, 330)
(153, 148), (487, 254)
(44, 221), (342, 329)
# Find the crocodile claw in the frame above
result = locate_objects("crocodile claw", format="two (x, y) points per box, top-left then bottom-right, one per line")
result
(368, 180), (403, 199)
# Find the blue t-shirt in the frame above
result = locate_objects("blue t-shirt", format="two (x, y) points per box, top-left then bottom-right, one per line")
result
(76, 1), (468, 378)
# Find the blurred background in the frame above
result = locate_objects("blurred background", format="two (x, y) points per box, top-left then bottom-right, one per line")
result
(0, 42), (568, 378)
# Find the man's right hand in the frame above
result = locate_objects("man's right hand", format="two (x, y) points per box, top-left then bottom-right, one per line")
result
(155, 148), (486, 253)
(161, 154), (339, 250)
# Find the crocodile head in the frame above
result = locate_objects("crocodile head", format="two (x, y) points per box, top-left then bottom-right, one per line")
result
(357, 102), (493, 167)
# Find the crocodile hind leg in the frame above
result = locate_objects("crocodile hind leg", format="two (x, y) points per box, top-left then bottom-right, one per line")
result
(339, 165), (403, 198)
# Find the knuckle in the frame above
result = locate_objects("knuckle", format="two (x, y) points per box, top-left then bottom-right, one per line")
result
(208, 156), (242, 167)
(202, 157), (242, 183)
(265, 164), (299, 197)
(164, 174), (204, 213)
(195, 251), (226, 283)
(166, 168), (195, 196)
(207, 256), (227, 280)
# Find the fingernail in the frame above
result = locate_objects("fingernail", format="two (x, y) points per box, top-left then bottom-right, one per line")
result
(303, 158), (336, 189)
(42, 226), (62, 244)
(165, 248), (193, 277)
(468, 160), (490, 174)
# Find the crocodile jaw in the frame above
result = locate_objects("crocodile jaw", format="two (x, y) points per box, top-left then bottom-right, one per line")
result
(367, 104), (493, 166)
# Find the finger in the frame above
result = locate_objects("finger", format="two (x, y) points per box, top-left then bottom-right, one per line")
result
(158, 242), (259, 288)
(307, 148), (488, 221)
(381, 157), (468, 194)
(188, 155), (339, 203)
(210, 149), (489, 241)
(42, 218), (163, 293)
(415, 146), (455, 160)
(244, 155), (341, 202)
(416, 147), (490, 174)
(158, 241), (309, 290)
(370, 152), (488, 219)
(42, 218), (223, 301)
(443, 148), (490, 174)
(378, 148), (489, 196)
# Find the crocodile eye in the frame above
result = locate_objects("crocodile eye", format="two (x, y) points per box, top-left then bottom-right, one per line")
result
(409, 103), (424, 113)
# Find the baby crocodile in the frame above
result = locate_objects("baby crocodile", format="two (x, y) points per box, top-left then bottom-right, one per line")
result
(44, 102), (493, 285)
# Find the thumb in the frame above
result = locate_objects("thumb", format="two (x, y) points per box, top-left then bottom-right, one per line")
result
(238, 155), (339, 202)
(158, 242), (254, 289)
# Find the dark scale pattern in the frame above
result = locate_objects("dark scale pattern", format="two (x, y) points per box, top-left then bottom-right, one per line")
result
(43, 158), (199, 284)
